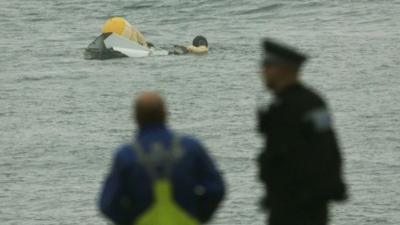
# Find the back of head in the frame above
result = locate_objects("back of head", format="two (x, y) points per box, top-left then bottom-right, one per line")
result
(192, 35), (208, 47)
(134, 92), (167, 128)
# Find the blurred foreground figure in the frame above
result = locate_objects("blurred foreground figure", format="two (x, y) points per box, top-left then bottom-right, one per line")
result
(257, 39), (347, 225)
(99, 92), (225, 225)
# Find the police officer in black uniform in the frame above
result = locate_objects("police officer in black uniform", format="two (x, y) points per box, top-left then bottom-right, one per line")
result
(257, 39), (348, 225)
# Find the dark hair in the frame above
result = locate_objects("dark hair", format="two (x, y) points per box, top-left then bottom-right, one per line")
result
(135, 100), (166, 128)
(192, 35), (208, 47)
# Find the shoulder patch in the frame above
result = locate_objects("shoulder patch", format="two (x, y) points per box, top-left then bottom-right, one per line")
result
(304, 107), (332, 132)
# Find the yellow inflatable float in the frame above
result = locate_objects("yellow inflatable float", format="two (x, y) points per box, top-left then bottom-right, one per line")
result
(85, 17), (208, 60)
(101, 17), (149, 48)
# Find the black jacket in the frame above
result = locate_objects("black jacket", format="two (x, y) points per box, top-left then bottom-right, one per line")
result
(257, 83), (347, 207)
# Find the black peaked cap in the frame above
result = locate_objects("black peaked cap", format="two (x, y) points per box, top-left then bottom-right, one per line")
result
(263, 39), (307, 67)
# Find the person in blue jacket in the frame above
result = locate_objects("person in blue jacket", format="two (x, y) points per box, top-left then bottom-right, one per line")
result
(99, 91), (225, 225)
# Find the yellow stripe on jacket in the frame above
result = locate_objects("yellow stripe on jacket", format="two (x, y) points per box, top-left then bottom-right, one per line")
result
(135, 179), (199, 225)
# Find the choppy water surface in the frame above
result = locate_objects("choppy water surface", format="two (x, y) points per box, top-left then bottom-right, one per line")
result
(1, 0), (400, 224)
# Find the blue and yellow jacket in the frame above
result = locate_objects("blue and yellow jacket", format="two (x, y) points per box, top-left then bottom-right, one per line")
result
(99, 125), (225, 225)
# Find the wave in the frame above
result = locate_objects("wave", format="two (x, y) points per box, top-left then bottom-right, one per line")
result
(234, 3), (285, 16)
(16, 76), (54, 82)
(123, 1), (159, 10)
